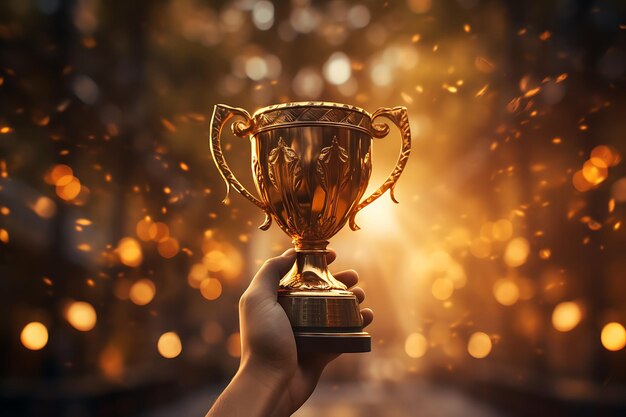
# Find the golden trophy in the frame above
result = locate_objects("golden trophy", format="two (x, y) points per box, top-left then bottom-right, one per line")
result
(210, 102), (411, 353)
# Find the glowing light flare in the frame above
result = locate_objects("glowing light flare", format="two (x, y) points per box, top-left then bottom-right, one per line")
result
(100, 345), (124, 379)
(45, 164), (72, 185)
(200, 278), (223, 300)
(136, 216), (154, 241)
(157, 237), (180, 259)
(572, 170), (593, 192)
(470, 237), (491, 259)
(292, 67), (324, 99)
(0, 229), (9, 243)
(601, 322), (626, 351)
(129, 279), (156, 305)
(149, 222), (170, 242)
(323, 52), (351, 85)
(491, 219), (513, 241)
(431, 278), (454, 301)
(202, 244), (243, 280)
(467, 332), (492, 359)
(504, 237), (530, 267)
(590, 145), (620, 168)
(405, 333), (428, 358)
(117, 237), (143, 267)
(188, 263), (209, 288)
(252, 0), (274, 31)
(551, 301), (582, 332)
(493, 279), (520, 306)
(20, 322), (48, 350)
(582, 160), (608, 185)
(56, 176), (82, 201)
(157, 332), (182, 359)
(31, 196), (56, 218)
(66, 301), (97, 331)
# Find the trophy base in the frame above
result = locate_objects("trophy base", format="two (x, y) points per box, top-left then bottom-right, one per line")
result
(278, 290), (371, 353)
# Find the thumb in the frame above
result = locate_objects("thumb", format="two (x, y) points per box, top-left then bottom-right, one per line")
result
(248, 249), (296, 300)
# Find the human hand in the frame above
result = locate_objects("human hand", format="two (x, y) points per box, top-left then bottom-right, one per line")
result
(238, 248), (373, 416)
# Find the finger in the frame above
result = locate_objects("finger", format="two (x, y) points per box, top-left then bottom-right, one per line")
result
(334, 269), (359, 288)
(326, 248), (337, 265)
(361, 308), (374, 328)
(351, 286), (365, 303)
(248, 250), (296, 298)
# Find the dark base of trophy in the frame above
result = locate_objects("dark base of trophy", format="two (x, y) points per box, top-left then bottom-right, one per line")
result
(278, 290), (371, 353)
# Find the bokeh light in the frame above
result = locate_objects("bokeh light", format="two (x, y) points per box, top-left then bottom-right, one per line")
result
(405, 333), (428, 358)
(66, 301), (97, 332)
(467, 332), (492, 359)
(157, 332), (182, 359)
(129, 279), (156, 306)
(551, 302), (582, 332)
(117, 237), (143, 267)
(20, 322), (48, 351)
(600, 322), (626, 352)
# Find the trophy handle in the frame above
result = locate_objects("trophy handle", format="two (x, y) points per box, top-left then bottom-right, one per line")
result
(349, 106), (411, 231)
(209, 104), (273, 230)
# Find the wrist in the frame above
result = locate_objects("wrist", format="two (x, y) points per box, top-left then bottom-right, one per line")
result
(239, 355), (292, 389)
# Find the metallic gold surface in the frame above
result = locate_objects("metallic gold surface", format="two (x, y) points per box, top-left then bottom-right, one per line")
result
(209, 101), (412, 353)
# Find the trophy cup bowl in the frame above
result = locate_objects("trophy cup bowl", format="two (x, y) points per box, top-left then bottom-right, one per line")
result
(210, 102), (411, 353)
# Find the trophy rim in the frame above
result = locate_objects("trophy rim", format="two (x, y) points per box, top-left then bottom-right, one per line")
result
(252, 101), (371, 118)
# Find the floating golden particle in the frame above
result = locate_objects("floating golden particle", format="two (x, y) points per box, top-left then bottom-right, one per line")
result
(117, 237), (143, 267)
(148, 222), (170, 242)
(161, 118), (176, 133)
(179, 162), (189, 171)
(66, 301), (97, 331)
(158, 332), (182, 358)
(475, 84), (488, 97)
(552, 301), (582, 332)
(405, 333), (428, 358)
(572, 170), (593, 192)
(552, 137), (561, 144)
(524, 87), (541, 98)
(467, 332), (492, 359)
(129, 279), (156, 306)
(539, 248), (551, 260)
(591, 145), (619, 167)
(463, 23), (471, 33)
(157, 237), (180, 259)
(77, 243), (91, 252)
(0, 126), (12, 134)
(601, 322), (626, 351)
(20, 322), (48, 350)
(470, 237), (491, 259)
(56, 177), (81, 201)
(431, 278), (454, 301)
(493, 279), (520, 306)
(492, 219), (513, 241)
(539, 30), (552, 41)
(504, 237), (530, 267)
(188, 263), (208, 288)
(200, 278), (222, 301)
(46, 164), (73, 185)
(136, 216), (154, 241)
(0, 228), (8, 243)
(100, 345), (124, 379)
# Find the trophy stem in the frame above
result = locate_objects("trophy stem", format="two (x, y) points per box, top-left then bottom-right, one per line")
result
(277, 240), (371, 353)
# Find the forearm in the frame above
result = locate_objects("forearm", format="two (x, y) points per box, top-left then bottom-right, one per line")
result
(206, 360), (288, 417)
